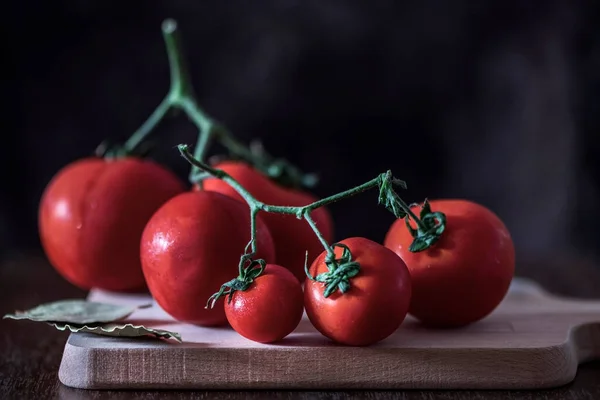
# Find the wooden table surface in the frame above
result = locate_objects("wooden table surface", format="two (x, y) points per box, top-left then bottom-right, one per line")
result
(2, 251), (600, 399)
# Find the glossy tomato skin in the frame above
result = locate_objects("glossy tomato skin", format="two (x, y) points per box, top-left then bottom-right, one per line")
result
(304, 237), (412, 346)
(201, 161), (334, 283)
(39, 157), (185, 292)
(140, 191), (276, 326)
(384, 199), (515, 327)
(225, 264), (303, 343)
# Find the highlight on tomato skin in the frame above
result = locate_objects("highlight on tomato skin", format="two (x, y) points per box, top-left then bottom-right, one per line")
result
(38, 157), (186, 292)
(200, 160), (334, 283)
(383, 199), (515, 328)
(224, 264), (304, 344)
(304, 237), (412, 347)
(139, 190), (276, 327)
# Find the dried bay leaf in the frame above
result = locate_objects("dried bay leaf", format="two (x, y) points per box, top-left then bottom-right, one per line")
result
(50, 322), (182, 342)
(3, 299), (149, 324)
(4, 299), (181, 342)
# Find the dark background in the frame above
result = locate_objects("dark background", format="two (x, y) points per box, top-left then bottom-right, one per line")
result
(3, 0), (600, 275)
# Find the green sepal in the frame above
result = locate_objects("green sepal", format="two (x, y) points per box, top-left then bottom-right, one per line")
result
(206, 257), (267, 309)
(420, 199), (432, 219)
(406, 200), (447, 253)
(377, 171), (408, 219)
(313, 243), (361, 298)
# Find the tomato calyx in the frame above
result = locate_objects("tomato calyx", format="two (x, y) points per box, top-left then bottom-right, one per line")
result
(305, 243), (361, 298)
(404, 199), (446, 252)
(206, 257), (266, 309)
(376, 172), (446, 253)
(377, 170), (409, 219)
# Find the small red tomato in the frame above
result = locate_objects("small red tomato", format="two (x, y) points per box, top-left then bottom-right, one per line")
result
(224, 264), (304, 344)
(304, 237), (412, 346)
(201, 161), (334, 283)
(383, 199), (515, 327)
(39, 157), (185, 292)
(140, 191), (276, 326)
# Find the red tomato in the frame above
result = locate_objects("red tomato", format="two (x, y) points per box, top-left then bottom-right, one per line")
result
(39, 157), (185, 292)
(304, 237), (412, 346)
(201, 161), (334, 283)
(224, 264), (304, 343)
(383, 199), (515, 327)
(140, 191), (276, 326)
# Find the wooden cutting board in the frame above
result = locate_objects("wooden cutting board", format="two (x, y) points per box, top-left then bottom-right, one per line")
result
(58, 277), (600, 390)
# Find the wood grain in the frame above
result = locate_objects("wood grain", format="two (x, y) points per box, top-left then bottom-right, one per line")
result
(2, 252), (600, 398)
(58, 278), (600, 390)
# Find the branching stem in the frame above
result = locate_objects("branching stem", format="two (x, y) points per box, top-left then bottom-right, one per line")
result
(111, 19), (315, 189)
(178, 144), (446, 300)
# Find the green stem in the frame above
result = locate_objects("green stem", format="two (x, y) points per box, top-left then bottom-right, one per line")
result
(179, 144), (328, 237)
(160, 23), (283, 185)
(96, 18), (315, 190)
(160, 21), (315, 188)
(162, 19), (194, 99)
(303, 212), (335, 260)
(300, 177), (381, 211)
(123, 96), (172, 154)
(187, 157), (263, 206)
(248, 208), (259, 257)
(111, 19), (194, 158)
(174, 97), (212, 127)
(178, 143), (431, 249)
(113, 19), (314, 189)
(118, 18), (197, 156)
(178, 144), (446, 298)
(176, 94), (287, 184)
(190, 125), (214, 187)
(179, 143), (444, 251)
(161, 19), (218, 183)
(180, 145), (377, 219)
(216, 132), (262, 163)
(394, 194), (428, 232)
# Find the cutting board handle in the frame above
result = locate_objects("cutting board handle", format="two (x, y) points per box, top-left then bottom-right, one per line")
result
(571, 318), (600, 363)
(508, 278), (600, 363)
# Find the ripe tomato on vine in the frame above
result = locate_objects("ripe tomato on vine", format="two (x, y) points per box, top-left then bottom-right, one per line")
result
(384, 199), (515, 327)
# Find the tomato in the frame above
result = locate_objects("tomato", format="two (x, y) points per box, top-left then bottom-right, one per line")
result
(224, 264), (304, 343)
(383, 199), (515, 327)
(304, 237), (412, 346)
(39, 157), (185, 292)
(201, 161), (334, 283)
(140, 191), (276, 326)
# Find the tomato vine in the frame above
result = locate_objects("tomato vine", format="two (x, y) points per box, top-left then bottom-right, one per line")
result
(93, 17), (448, 304)
(178, 145), (447, 300)
(98, 19), (316, 190)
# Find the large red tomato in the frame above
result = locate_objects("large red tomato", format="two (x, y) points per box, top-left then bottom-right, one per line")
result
(140, 190), (276, 326)
(39, 157), (185, 292)
(383, 199), (515, 327)
(225, 264), (304, 344)
(304, 237), (412, 346)
(201, 161), (334, 283)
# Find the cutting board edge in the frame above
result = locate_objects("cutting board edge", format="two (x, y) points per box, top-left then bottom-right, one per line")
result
(57, 333), (579, 390)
